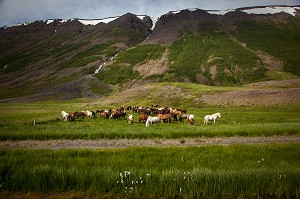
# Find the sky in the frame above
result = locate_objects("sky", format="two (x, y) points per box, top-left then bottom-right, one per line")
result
(0, 0), (299, 27)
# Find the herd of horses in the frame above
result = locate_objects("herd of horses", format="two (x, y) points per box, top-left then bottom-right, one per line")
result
(61, 105), (221, 127)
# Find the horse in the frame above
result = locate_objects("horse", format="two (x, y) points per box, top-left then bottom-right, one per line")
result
(179, 114), (189, 123)
(68, 112), (75, 122)
(145, 116), (160, 127)
(188, 114), (194, 125)
(110, 110), (126, 119)
(204, 113), (221, 125)
(139, 113), (148, 123)
(74, 112), (85, 119)
(82, 111), (93, 119)
(127, 114), (134, 124)
(96, 110), (108, 117)
(61, 111), (69, 122)
(157, 114), (172, 123)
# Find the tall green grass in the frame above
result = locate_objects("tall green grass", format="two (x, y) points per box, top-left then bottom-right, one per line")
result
(1, 144), (299, 198)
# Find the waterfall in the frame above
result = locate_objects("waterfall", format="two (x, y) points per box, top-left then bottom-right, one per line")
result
(94, 63), (105, 74)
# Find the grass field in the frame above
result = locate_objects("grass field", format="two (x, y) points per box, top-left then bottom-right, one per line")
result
(1, 144), (299, 198)
(0, 102), (299, 140)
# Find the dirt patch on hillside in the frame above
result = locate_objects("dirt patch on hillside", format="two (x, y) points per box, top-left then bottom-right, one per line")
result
(256, 50), (283, 71)
(1, 135), (299, 149)
(202, 79), (300, 106)
(201, 88), (300, 106)
(246, 78), (300, 88)
(133, 48), (169, 77)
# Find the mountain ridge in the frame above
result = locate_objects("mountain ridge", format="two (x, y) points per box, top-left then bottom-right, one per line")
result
(0, 5), (299, 102)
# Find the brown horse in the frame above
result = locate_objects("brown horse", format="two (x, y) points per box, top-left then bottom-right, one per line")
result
(157, 114), (172, 123)
(68, 112), (75, 122)
(96, 110), (108, 118)
(74, 112), (85, 119)
(139, 113), (148, 123)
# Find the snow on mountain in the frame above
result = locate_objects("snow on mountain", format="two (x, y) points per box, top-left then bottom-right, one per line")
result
(174, 5), (300, 16)
(78, 17), (119, 25)
(207, 9), (235, 15)
(240, 6), (300, 16)
(2, 6), (299, 29)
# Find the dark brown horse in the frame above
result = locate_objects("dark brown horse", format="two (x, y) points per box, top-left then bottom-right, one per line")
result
(110, 110), (126, 119)
(74, 112), (85, 119)
(68, 112), (75, 122)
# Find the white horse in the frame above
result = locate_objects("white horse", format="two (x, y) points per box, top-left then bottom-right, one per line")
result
(127, 114), (134, 124)
(146, 116), (160, 127)
(204, 113), (221, 125)
(61, 111), (68, 122)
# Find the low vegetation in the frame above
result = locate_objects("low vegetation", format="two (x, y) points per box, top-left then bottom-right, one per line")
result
(94, 44), (165, 84)
(168, 29), (266, 85)
(234, 18), (300, 76)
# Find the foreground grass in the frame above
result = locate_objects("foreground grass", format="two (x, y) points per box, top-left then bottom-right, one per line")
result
(0, 102), (299, 140)
(1, 144), (299, 198)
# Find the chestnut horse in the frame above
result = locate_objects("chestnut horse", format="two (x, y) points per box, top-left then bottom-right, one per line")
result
(157, 114), (172, 123)
(67, 112), (75, 122)
(139, 113), (148, 123)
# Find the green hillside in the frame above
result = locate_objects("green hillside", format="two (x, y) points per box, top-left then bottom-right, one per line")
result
(94, 44), (165, 84)
(234, 16), (300, 76)
(168, 30), (266, 85)
(0, 9), (299, 102)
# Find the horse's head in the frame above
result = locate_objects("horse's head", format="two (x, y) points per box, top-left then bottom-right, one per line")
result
(217, 113), (221, 118)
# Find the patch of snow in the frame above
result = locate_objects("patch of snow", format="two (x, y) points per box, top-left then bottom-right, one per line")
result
(207, 9), (235, 15)
(79, 17), (118, 25)
(169, 10), (181, 14)
(151, 17), (159, 30)
(241, 6), (300, 16)
(137, 15), (145, 20)
(78, 19), (103, 25)
(58, 19), (70, 23)
(46, 19), (54, 24)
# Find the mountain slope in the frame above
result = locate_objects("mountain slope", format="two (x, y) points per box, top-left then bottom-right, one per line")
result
(0, 6), (299, 102)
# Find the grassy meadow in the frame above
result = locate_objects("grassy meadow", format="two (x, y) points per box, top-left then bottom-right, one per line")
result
(0, 101), (299, 140)
(0, 83), (300, 198)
